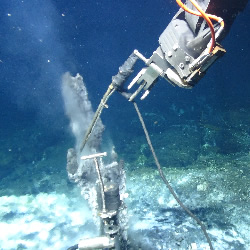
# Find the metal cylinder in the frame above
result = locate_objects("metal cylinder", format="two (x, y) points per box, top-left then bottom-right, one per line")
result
(78, 236), (114, 249)
(104, 182), (121, 212)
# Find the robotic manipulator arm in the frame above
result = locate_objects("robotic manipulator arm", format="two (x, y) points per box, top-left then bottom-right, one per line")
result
(113, 0), (248, 102)
(80, 0), (248, 152)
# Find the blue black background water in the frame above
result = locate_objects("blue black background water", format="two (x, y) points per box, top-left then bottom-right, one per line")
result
(0, 0), (249, 194)
(0, 1), (250, 249)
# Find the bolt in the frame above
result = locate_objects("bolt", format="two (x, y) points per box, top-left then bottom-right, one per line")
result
(173, 44), (178, 51)
(179, 63), (184, 69)
(185, 56), (190, 62)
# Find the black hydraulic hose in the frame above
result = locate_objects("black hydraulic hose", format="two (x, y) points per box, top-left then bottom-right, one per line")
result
(80, 85), (115, 152)
(133, 102), (214, 250)
(112, 51), (139, 92)
(80, 52), (138, 153)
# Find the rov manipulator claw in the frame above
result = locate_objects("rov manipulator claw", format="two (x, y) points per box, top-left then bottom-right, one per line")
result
(127, 42), (225, 102)
(125, 0), (227, 101)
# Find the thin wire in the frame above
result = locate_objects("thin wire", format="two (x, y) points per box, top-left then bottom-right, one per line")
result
(133, 102), (214, 250)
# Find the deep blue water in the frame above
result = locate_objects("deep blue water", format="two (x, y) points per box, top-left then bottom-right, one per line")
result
(0, 1), (250, 249)
(0, 0), (249, 135)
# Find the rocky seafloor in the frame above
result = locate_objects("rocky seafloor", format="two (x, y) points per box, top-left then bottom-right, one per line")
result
(0, 106), (249, 249)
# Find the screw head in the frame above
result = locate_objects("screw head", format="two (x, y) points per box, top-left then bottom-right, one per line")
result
(173, 44), (178, 51)
(179, 63), (184, 69)
(185, 56), (190, 62)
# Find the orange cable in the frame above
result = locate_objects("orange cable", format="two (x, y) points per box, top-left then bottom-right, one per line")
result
(189, 0), (215, 52)
(176, 0), (224, 26)
(176, 0), (224, 53)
